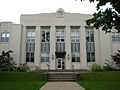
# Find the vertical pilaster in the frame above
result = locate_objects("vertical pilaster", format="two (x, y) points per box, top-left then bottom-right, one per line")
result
(80, 26), (87, 69)
(94, 29), (101, 65)
(34, 26), (40, 68)
(65, 26), (71, 69)
(20, 26), (26, 64)
(50, 26), (56, 69)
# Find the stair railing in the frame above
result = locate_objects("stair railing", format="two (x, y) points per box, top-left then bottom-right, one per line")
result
(72, 65), (76, 81)
(46, 64), (50, 81)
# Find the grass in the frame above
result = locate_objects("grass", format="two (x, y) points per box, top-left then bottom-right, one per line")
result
(77, 71), (120, 90)
(0, 72), (45, 90)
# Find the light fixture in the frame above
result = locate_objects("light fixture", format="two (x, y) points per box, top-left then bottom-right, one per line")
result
(67, 54), (70, 60)
(52, 54), (54, 60)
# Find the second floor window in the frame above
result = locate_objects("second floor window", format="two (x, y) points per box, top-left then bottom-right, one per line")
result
(112, 32), (120, 42)
(1, 32), (10, 43)
(56, 30), (65, 52)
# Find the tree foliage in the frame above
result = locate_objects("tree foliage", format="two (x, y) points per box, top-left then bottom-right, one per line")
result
(81, 0), (120, 32)
(0, 50), (16, 71)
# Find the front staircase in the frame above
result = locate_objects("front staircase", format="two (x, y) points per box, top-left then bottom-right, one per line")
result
(47, 72), (75, 82)
(33, 69), (87, 81)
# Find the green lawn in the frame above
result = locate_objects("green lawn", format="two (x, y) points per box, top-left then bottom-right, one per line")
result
(0, 72), (45, 90)
(77, 71), (120, 90)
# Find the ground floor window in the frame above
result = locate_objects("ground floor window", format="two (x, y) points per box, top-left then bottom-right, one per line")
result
(41, 53), (49, 62)
(26, 52), (34, 62)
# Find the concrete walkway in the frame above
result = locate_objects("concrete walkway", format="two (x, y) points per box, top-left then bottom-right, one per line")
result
(40, 82), (85, 90)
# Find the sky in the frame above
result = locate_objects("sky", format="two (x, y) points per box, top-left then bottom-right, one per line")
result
(0, 0), (99, 24)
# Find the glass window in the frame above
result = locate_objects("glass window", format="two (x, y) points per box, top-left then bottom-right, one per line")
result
(71, 30), (80, 62)
(26, 29), (35, 62)
(56, 30), (65, 52)
(86, 30), (95, 62)
(112, 32), (120, 42)
(1, 32), (10, 43)
(41, 30), (50, 62)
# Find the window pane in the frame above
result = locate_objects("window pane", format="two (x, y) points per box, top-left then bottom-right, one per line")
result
(46, 57), (49, 62)
(46, 31), (50, 42)
(42, 31), (45, 42)
(31, 38), (35, 42)
(46, 43), (50, 52)
(31, 43), (35, 52)
(91, 52), (95, 62)
(87, 52), (90, 62)
(72, 57), (75, 62)
(57, 39), (60, 42)
(6, 33), (10, 37)
(5, 38), (9, 42)
(91, 43), (95, 52)
(41, 57), (45, 62)
(26, 53), (30, 62)
(91, 32), (94, 42)
(76, 57), (80, 62)
(2, 33), (6, 37)
(112, 32), (120, 42)
(71, 43), (74, 52)
(31, 32), (35, 37)
(27, 32), (31, 37)
(1, 38), (5, 42)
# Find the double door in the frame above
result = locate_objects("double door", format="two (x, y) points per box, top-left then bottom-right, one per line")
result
(56, 58), (64, 69)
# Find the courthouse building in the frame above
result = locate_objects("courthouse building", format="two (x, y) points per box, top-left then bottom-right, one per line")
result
(0, 8), (120, 70)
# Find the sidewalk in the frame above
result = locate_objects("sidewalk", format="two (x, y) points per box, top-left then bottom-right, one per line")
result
(40, 82), (85, 90)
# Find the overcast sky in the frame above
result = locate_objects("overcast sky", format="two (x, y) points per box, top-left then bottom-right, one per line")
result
(0, 0), (99, 24)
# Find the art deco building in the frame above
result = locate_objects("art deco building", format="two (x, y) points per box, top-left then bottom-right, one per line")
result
(0, 8), (120, 70)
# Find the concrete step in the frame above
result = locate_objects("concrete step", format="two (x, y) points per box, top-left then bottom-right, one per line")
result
(48, 77), (74, 79)
(48, 79), (75, 82)
(47, 73), (75, 82)
(48, 75), (75, 77)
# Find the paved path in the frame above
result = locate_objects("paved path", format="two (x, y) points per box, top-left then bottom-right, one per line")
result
(40, 82), (85, 90)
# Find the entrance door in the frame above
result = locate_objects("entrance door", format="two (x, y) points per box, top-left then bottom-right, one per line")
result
(57, 58), (64, 69)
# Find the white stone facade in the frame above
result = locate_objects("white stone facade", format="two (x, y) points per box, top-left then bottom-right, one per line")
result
(0, 8), (120, 70)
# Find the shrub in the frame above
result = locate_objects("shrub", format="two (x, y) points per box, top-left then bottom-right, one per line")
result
(16, 63), (29, 72)
(91, 64), (103, 72)
(111, 50), (120, 69)
(0, 50), (16, 71)
(103, 60), (114, 71)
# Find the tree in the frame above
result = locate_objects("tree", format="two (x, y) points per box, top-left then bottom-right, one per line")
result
(111, 50), (120, 69)
(0, 50), (15, 71)
(81, 0), (120, 32)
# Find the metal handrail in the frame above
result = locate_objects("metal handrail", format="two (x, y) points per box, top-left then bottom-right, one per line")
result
(46, 64), (49, 81)
(72, 65), (76, 81)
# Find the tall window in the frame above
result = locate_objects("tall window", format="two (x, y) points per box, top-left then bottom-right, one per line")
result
(112, 32), (120, 42)
(86, 30), (95, 62)
(41, 27), (50, 62)
(71, 29), (80, 62)
(1, 32), (10, 43)
(56, 30), (65, 52)
(26, 29), (35, 62)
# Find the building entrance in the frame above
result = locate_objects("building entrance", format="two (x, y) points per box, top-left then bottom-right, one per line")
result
(56, 58), (64, 69)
